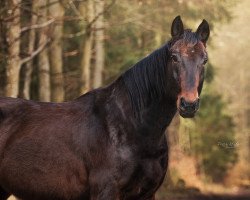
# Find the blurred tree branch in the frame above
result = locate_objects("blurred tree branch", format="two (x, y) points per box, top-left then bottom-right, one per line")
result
(63, 0), (116, 38)
(21, 18), (55, 33)
(20, 39), (51, 65)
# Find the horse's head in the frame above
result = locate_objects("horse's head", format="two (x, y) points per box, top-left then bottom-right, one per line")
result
(168, 16), (210, 118)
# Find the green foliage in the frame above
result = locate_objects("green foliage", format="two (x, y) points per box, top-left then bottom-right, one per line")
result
(59, 0), (236, 98)
(104, 0), (235, 83)
(190, 93), (237, 182)
(105, 22), (142, 83)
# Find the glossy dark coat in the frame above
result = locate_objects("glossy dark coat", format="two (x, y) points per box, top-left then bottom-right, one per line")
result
(0, 16), (209, 200)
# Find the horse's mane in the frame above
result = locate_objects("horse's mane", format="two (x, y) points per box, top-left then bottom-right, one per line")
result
(122, 29), (199, 118)
(122, 44), (169, 117)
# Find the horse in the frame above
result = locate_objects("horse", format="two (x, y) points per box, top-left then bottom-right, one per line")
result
(0, 16), (209, 200)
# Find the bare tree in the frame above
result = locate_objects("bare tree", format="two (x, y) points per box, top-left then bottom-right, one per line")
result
(48, 0), (65, 102)
(22, 0), (39, 99)
(79, 0), (94, 94)
(93, 0), (105, 88)
(5, 0), (21, 97)
(38, 0), (51, 101)
(0, 1), (7, 96)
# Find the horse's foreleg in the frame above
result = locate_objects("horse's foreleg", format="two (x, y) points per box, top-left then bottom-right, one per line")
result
(90, 186), (119, 200)
(147, 195), (155, 200)
(89, 171), (119, 200)
(0, 187), (10, 200)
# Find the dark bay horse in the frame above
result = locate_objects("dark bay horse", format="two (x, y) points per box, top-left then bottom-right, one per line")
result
(0, 16), (209, 200)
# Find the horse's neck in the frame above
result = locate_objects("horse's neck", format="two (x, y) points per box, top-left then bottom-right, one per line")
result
(139, 97), (177, 132)
(111, 77), (177, 137)
(117, 44), (177, 131)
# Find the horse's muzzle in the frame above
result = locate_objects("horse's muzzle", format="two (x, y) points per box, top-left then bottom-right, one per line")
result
(179, 97), (200, 118)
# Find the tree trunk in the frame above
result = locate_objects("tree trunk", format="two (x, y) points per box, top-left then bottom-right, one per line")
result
(79, 0), (94, 94)
(5, 0), (21, 97)
(22, 0), (38, 99)
(48, 0), (64, 102)
(93, 0), (105, 88)
(38, 0), (50, 102)
(0, 1), (7, 96)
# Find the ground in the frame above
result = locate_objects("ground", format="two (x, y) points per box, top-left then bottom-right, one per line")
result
(166, 194), (250, 200)
(157, 188), (250, 200)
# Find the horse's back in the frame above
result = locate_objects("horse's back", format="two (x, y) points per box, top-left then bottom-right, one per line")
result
(0, 96), (27, 105)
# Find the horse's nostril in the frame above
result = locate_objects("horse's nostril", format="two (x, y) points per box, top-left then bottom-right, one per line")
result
(180, 98), (199, 112)
(180, 97), (186, 110)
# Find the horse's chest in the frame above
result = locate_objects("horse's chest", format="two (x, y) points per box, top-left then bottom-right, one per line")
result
(118, 148), (168, 199)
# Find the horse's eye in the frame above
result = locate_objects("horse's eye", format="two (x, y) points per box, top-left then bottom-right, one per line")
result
(203, 58), (208, 65)
(171, 55), (179, 63)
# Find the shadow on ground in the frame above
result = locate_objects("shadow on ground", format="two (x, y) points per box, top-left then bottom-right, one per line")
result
(158, 188), (250, 200)
(166, 194), (250, 200)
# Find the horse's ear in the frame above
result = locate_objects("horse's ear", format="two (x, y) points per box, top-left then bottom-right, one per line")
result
(196, 19), (210, 44)
(171, 16), (184, 38)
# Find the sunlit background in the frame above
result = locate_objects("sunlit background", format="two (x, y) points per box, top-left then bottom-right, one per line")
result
(0, 0), (249, 199)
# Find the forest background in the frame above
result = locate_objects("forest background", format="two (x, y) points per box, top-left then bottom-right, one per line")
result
(0, 0), (249, 199)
